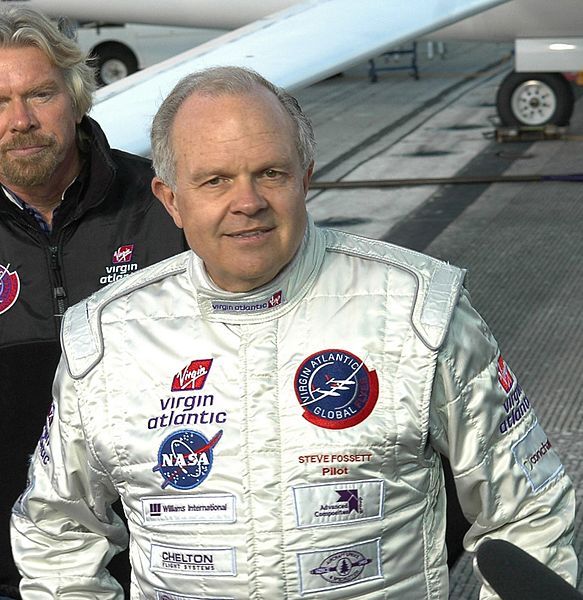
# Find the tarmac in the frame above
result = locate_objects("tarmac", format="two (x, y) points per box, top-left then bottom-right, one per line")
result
(294, 40), (583, 597)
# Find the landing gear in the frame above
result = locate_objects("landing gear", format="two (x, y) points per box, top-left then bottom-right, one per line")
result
(496, 71), (574, 127)
(93, 43), (138, 86)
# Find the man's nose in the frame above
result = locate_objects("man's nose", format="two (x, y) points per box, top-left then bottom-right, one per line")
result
(9, 99), (38, 133)
(231, 179), (268, 215)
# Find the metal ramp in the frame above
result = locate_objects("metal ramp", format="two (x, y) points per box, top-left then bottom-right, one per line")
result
(368, 43), (419, 82)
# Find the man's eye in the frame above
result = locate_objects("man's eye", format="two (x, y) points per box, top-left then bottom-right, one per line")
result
(264, 169), (280, 178)
(205, 177), (222, 186)
(33, 91), (53, 101)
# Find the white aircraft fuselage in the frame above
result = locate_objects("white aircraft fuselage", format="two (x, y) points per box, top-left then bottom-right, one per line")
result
(0, 0), (299, 28)
(3, 0), (581, 41)
(433, 0), (583, 41)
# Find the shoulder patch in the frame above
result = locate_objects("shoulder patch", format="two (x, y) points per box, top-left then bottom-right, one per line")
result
(512, 421), (563, 492)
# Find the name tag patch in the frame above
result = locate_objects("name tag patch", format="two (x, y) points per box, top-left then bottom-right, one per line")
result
(292, 479), (384, 528)
(150, 544), (236, 576)
(142, 494), (236, 524)
(512, 421), (563, 492)
(297, 538), (382, 594)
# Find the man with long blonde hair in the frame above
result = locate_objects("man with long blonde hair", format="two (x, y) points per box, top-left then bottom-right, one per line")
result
(0, 7), (185, 598)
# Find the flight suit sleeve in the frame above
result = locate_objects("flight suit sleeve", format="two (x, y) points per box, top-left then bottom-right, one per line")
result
(428, 288), (577, 600)
(10, 358), (128, 599)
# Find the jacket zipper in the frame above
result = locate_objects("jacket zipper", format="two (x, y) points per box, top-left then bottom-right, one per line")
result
(49, 245), (68, 318)
(3, 208), (69, 325)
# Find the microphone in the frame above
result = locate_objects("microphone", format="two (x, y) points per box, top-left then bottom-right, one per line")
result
(475, 539), (582, 600)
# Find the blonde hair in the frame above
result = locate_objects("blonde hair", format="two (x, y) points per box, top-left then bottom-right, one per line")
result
(0, 6), (96, 119)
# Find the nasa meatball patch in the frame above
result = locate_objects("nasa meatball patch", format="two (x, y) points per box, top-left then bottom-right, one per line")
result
(294, 349), (378, 429)
(152, 429), (222, 490)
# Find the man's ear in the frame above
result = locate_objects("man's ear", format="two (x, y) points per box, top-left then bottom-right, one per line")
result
(303, 161), (315, 195)
(152, 177), (183, 229)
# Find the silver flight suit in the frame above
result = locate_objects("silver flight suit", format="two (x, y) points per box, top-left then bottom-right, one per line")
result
(11, 219), (576, 599)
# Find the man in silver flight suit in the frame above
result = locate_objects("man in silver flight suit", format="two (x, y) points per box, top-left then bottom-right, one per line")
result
(11, 66), (576, 599)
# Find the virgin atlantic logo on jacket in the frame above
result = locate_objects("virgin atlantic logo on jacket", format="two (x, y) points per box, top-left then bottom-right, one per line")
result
(100, 243), (139, 285)
(112, 244), (134, 264)
(0, 263), (20, 315)
(172, 359), (214, 391)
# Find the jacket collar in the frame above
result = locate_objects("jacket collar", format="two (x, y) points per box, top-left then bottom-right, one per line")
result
(191, 216), (326, 324)
(0, 116), (116, 221)
(68, 116), (117, 215)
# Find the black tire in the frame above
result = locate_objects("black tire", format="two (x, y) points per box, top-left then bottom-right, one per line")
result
(496, 71), (574, 127)
(93, 43), (138, 87)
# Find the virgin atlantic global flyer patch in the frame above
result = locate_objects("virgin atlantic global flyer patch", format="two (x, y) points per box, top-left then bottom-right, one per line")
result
(0, 263), (20, 315)
(294, 349), (378, 429)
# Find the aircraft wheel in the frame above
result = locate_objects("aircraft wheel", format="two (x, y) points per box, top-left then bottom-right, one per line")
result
(496, 71), (574, 127)
(93, 44), (138, 87)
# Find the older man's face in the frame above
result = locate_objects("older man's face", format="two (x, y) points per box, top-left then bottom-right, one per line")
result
(154, 87), (313, 293)
(0, 46), (80, 190)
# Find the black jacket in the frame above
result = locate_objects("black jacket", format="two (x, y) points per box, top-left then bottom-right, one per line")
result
(0, 117), (186, 597)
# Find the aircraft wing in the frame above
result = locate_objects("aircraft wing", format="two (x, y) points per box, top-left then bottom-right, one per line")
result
(91, 0), (510, 156)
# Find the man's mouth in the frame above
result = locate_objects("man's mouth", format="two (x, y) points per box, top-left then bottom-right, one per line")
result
(227, 227), (274, 238)
(5, 144), (48, 157)
(2, 135), (53, 156)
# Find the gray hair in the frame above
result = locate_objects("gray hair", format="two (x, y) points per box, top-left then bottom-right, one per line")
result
(151, 66), (316, 188)
(0, 7), (96, 120)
